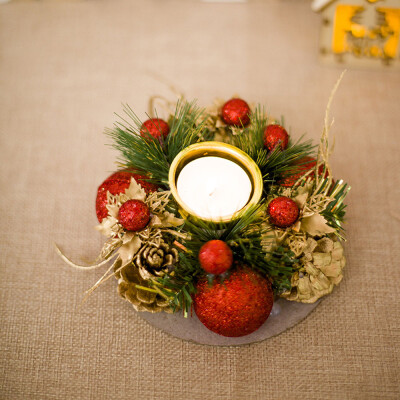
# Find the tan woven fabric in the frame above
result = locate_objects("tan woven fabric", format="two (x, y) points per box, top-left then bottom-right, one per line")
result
(1, 1), (399, 399)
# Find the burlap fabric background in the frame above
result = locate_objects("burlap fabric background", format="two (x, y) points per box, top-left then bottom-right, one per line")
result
(1, 1), (399, 399)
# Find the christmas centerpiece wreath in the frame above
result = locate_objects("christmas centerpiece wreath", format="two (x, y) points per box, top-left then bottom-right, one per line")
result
(57, 74), (350, 342)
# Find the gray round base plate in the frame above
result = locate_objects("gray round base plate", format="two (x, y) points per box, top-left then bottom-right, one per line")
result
(139, 298), (320, 346)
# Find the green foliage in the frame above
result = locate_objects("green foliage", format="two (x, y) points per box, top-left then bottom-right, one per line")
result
(166, 100), (213, 161)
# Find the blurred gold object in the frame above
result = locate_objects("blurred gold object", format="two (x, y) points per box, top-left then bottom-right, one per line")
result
(115, 259), (174, 314)
(169, 141), (263, 223)
(281, 237), (346, 304)
(313, 0), (400, 69)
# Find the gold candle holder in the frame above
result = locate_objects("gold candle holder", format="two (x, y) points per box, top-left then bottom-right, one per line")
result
(169, 142), (263, 223)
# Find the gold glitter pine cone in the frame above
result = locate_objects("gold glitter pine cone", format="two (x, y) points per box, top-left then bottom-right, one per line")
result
(114, 239), (179, 313)
(280, 236), (346, 304)
(135, 239), (178, 281)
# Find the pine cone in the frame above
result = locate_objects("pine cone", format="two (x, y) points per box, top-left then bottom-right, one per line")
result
(115, 258), (173, 313)
(135, 239), (179, 281)
(281, 236), (346, 303)
(114, 238), (179, 313)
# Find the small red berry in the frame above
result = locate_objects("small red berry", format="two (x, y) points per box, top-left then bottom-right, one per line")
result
(221, 98), (251, 127)
(140, 118), (170, 140)
(263, 124), (289, 151)
(267, 196), (299, 228)
(199, 240), (233, 275)
(118, 199), (150, 231)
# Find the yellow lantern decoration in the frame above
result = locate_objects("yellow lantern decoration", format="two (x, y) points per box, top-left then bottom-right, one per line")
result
(312, 0), (400, 69)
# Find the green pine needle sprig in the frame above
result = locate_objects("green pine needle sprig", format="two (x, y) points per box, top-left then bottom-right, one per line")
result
(156, 252), (204, 317)
(166, 100), (214, 162)
(230, 109), (316, 187)
(171, 205), (296, 298)
(227, 230), (297, 294)
(106, 100), (212, 187)
(231, 106), (269, 168)
(262, 136), (316, 186)
(321, 179), (351, 238)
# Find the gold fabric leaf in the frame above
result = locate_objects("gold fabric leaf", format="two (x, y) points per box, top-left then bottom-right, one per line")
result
(107, 203), (120, 219)
(301, 214), (336, 236)
(118, 236), (142, 266)
(159, 211), (184, 228)
(95, 216), (119, 237)
(293, 183), (312, 208)
(124, 179), (147, 202)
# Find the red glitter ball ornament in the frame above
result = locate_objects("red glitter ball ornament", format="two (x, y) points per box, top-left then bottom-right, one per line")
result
(96, 171), (158, 222)
(140, 118), (170, 140)
(221, 98), (251, 127)
(280, 157), (329, 187)
(263, 124), (289, 151)
(194, 266), (274, 337)
(267, 196), (299, 228)
(118, 199), (150, 231)
(199, 240), (233, 275)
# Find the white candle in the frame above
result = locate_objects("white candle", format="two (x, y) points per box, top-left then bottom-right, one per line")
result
(176, 156), (252, 220)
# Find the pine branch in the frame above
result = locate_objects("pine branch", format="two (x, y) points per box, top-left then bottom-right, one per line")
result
(231, 106), (269, 168)
(106, 126), (170, 185)
(181, 204), (265, 247)
(228, 234), (297, 293)
(106, 100), (212, 187)
(106, 104), (170, 185)
(165, 100), (213, 162)
(156, 252), (204, 316)
(177, 205), (296, 294)
(262, 136), (316, 185)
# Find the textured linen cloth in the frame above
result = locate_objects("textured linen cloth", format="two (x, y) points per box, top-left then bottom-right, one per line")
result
(0, 1), (399, 399)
